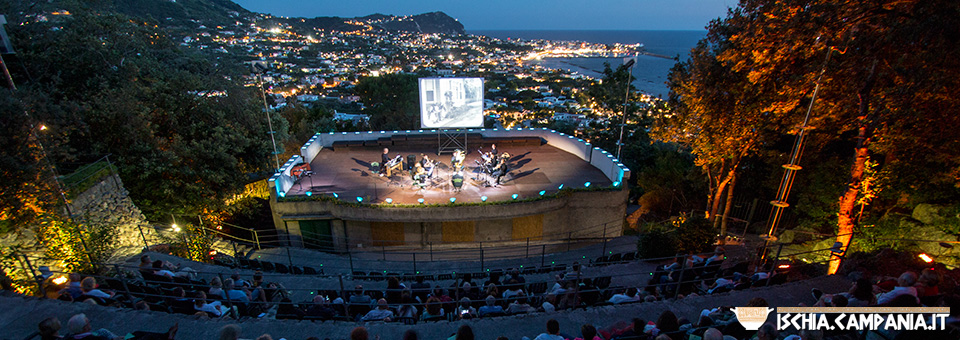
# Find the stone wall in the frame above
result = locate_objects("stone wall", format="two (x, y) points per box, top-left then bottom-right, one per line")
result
(69, 174), (161, 248)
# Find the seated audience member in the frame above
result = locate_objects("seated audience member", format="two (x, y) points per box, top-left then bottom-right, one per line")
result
(540, 293), (557, 312)
(608, 287), (641, 304)
(478, 295), (504, 317)
(59, 273), (84, 300)
(360, 298), (394, 322)
(501, 279), (524, 300)
(877, 271), (919, 305)
(455, 325), (475, 340)
(915, 268), (941, 297)
(138, 255), (153, 274)
(194, 291), (229, 318)
(276, 298), (305, 319)
(534, 319), (564, 340)
(456, 297), (477, 319)
(421, 296), (445, 320)
(152, 260), (196, 280)
(547, 274), (566, 295)
(756, 322), (779, 340)
(484, 283), (500, 299)
(219, 324), (242, 340)
(230, 272), (249, 288)
(223, 278), (250, 303)
(565, 263), (582, 281)
(350, 327), (369, 340)
(207, 277), (225, 299)
(508, 269), (525, 284)
(705, 247), (725, 265)
(350, 285), (372, 306)
(410, 275), (431, 302)
(64, 313), (119, 340)
(397, 291), (419, 319)
(305, 295), (337, 319)
(79, 277), (114, 299)
(702, 276), (735, 294)
(574, 324), (602, 340)
(39, 317), (62, 340)
(506, 295), (536, 314)
(655, 310), (680, 339)
(703, 328), (724, 340)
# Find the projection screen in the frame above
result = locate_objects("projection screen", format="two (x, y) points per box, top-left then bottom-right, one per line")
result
(419, 77), (484, 129)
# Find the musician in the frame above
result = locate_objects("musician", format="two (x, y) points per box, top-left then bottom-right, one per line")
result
(413, 163), (427, 185)
(380, 148), (390, 176)
(451, 149), (465, 172)
(492, 154), (509, 186)
(489, 144), (499, 158)
(420, 154), (435, 178)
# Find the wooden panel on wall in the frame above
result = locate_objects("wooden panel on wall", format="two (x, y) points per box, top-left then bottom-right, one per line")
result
(442, 221), (475, 243)
(370, 221), (405, 246)
(512, 214), (543, 240)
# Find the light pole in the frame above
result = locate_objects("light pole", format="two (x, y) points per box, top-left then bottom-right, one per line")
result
(253, 63), (281, 172)
(616, 57), (636, 159)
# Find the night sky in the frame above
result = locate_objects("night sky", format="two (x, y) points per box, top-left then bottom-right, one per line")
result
(231, 0), (732, 31)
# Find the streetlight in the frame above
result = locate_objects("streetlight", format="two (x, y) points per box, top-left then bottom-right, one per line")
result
(616, 57), (636, 159)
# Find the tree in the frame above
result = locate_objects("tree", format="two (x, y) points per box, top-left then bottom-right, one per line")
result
(656, 15), (801, 241)
(718, 0), (960, 273)
(355, 73), (420, 130)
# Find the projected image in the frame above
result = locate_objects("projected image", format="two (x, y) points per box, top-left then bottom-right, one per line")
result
(419, 77), (484, 128)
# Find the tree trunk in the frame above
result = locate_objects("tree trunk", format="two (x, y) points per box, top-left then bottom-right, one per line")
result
(720, 172), (737, 244)
(829, 59), (878, 275)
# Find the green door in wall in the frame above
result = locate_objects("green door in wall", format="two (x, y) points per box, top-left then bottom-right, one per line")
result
(299, 220), (333, 251)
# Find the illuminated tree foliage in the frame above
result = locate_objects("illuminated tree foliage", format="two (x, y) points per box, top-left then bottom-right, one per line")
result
(670, 0), (960, 269)
(3, 6), (275, 222)
(35, 216), (118, 274)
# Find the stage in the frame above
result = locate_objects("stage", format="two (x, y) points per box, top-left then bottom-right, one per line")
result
(285, 143), (613, 205)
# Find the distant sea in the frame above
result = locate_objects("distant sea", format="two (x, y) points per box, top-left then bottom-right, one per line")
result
(468, 30), (706, 98)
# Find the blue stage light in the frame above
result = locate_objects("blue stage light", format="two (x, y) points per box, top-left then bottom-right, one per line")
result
(558, 184), (564, 190)
(450, 197), (456, 203)
(418, 198), (425, 204)
(481, 196), (488, 202)
(539, 190), (546, 196)
(512, 194), (519, 200)
(333, 193), (339, 198)
(305, 191), (312, 196)
(385, 198), (393, 204)
(356, 196), (363, 202)
(584, 182), (591, 188)
(613, 181), (620, 187)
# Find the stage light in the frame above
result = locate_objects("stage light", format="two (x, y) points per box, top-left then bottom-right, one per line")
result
(333, 193), (339, 198)
(584, 182), (591, 188)
(52, 276), (67, 285)
(918, 253), (934, 263)
(385, 198), (393, 204)
(305, 191), (312, 196)
(558, 184), (564, 190)
(171, 224), (181, 232)
(279, 191), (286, 198)
(512, 194), (519, 200)
(356, 196), (363, 202)
(612, 181), (620, 187)
(777, 264), (791, 269)
(539, 190), (546, 196)
(481, 196), (488, 202)
(418, 198), (425, 204)
(450, 197), (457, 203)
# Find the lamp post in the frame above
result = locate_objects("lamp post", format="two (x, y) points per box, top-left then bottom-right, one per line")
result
(253, 62), (281, 172)
(616, 57), (636, 159)
(32, 124), (93, 265)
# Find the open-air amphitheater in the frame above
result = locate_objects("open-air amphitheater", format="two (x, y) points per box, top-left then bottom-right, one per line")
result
(3, 128), (957, 340)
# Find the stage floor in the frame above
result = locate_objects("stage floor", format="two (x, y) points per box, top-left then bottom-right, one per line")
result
(286, 144), (613, 205)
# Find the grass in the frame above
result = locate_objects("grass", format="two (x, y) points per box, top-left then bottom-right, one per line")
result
(60, 160), (117, 198)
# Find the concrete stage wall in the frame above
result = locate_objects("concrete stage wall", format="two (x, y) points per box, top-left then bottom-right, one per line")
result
(271, 188), (628, 251)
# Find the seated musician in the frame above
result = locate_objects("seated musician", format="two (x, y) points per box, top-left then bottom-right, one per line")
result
(420, 154), (435, 178)
(413, 163), (427, 185)
(492, 154), (509, 186)
(490, 144), (499, 158)
(380, 148), (390, 176)
(451, 149), (465, 172)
